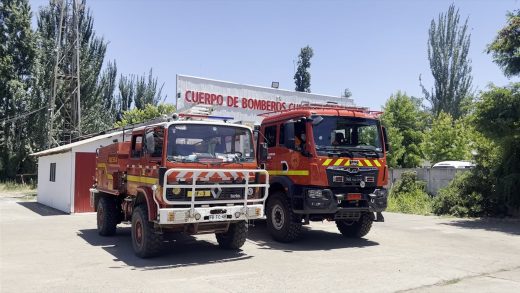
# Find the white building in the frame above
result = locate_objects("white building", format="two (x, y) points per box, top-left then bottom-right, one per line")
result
(32, 131), (123, 213)
(176, 75), (355, 124)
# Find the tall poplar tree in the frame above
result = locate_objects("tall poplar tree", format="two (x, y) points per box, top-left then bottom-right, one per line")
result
(421, 4), (473, 119)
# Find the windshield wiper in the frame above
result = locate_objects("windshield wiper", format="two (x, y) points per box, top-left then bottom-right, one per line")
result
(316, 146), (354, 158)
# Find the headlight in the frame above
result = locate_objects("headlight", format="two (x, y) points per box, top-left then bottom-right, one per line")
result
(307, 189), (323, 199)
(172, 188), (181, 195)
(247, 187), (254, 196)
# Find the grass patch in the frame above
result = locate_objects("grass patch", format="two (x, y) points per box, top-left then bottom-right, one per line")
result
(387, 171), (433, 215)
(0, 181), (36, 194)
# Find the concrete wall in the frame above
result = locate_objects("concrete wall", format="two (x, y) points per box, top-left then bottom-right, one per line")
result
(37, 152), (73, 213)
(388, 168), (470, 195)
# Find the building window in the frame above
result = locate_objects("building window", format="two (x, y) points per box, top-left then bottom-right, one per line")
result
(49, 163), (56, 182)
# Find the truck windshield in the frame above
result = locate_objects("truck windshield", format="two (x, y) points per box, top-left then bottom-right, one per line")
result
(167, 124), (254, 163)
(312, 116), (383, 155)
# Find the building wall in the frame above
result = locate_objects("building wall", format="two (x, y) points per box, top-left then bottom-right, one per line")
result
(37, 152), (73, 213)
(69, 133), (123, 212)
(388, 168), (470, 195)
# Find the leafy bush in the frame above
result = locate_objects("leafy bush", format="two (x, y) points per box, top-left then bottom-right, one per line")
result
(433, 172), (485, 217)
(388, 171), (433, 215)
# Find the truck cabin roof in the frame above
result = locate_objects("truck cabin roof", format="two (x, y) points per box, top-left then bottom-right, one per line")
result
(260, 107), (382, 124)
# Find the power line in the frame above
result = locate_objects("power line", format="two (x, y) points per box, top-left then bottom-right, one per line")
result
(0, 106), (47, 125)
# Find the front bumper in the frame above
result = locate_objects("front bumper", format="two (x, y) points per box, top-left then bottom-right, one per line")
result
(294, 188), (388, 215)
(158, 204), (264, 225)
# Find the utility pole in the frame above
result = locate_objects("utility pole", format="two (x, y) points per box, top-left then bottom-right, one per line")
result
(47, 0), (82, 148)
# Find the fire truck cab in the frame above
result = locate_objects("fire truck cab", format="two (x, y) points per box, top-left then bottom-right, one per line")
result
(90, 114), (269, 257)
(258, 106), (389, 242)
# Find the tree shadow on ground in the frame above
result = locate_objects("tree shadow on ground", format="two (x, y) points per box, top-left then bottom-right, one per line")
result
(17, 201), (67, 216)
(77, 227), (252, 270)
(246, 220), (379, 252)
(440, 218), (520, 236)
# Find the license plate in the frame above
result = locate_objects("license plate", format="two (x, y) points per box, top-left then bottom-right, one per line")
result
(187, 190), (211, 197)
(208, 214), (228, 221)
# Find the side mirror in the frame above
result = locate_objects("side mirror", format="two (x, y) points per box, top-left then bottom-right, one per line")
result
(382, 126), (390, 152)
(310, 114), (323, 125)
(283, 121), (295, 149)
(259, 143), (268, 162)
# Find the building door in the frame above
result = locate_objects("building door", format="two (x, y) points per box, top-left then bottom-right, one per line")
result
(74, 152), (96, 213)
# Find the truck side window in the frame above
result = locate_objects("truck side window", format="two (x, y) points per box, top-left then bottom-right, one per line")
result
(145, 128), (164, 158)
(279, 124), (285, 146)
(131, 135), (143, 158)
(264, 125), (276, 148)
(294, 121), (307, 151)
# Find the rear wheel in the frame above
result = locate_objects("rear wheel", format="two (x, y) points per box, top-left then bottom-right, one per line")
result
(215, 221), (248, 249)
(266, 192), (302, 242)
(336, 212), (373, 238)
(131, 205), (163, 258)
(97, 196), (118, 236)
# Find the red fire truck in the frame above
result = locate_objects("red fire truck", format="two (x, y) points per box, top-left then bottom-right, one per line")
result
(257, 106), (389, 242)
(90, 114), (269, 257)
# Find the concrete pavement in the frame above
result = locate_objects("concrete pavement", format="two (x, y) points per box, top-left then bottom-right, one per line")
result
(1, 196), (519, 292)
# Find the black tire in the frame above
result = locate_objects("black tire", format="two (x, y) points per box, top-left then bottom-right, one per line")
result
(215, 221), (248, 249)
(336, 213), (373, 238)
(97, 196), (118, 236)
(266, 192), (302, 242)
(131, 205), (163, 258)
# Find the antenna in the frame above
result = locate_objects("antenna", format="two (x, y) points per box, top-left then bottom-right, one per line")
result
(47, 0), (83, 148)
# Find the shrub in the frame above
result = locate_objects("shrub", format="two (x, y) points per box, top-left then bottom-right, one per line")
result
(388, 171), (433, 215)
(433, 172), (485, 217)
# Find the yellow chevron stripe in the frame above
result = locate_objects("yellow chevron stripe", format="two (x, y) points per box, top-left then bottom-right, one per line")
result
(268, 170), (310, 176)
(127, 175), (158, 185)
(374, 160), (381, 167)
(334, 159), (344, 166)
(364, 159), (373, 167)
(322, 159), (333, 166)
(358, 161), (363, 166)
(344, 159), (351, 166)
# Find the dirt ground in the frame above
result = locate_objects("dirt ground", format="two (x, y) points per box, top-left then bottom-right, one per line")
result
(1, 195), (519, 292)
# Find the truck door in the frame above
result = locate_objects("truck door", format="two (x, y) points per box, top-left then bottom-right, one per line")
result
(143, 127), (165, 180)
(260, 124), (279, 171)
(277, 118), (311, 184)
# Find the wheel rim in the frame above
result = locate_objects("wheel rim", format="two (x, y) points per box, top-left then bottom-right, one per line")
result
(135, 219), (143, 247)
(271, 204), (285, 230)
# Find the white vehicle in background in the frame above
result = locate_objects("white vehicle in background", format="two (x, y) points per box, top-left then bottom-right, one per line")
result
(432, 161), (475, 169)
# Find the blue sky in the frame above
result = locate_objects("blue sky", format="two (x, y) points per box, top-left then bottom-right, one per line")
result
(29, 0), (519, 110)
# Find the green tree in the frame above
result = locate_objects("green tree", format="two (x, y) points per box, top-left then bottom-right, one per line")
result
(34, 0), (118, 144)
(0, 0), (37, 179)
(114, 104), (175, 128)
(381, 91), (427, 168)
(133, 69), (165, 110)
(474, 84), (520, 212)
(294, 45), (313, 92)
(422, 112), (472, 164)
(487, 10), (520, 77)
(421, 4), (473, 119)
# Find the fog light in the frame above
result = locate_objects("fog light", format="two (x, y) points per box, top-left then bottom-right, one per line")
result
(307, 189), (323, 199)
(255, 207), (261, 216)
(194, 213), (201, 220)
(167, 212), (175, 222)
(235, 212), (241, 218)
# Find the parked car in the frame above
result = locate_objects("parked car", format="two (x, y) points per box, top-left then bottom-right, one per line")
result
(432, 161), (475, 169)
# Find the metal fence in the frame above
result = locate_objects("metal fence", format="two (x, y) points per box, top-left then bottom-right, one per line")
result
(388, 168), (471, 195)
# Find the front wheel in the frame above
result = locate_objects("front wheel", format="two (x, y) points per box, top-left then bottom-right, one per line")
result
(131, 205), (163, 258)
(266, 192), (302, 242)
(215, 221), (248, 249)
(336, 212), (373, 238)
